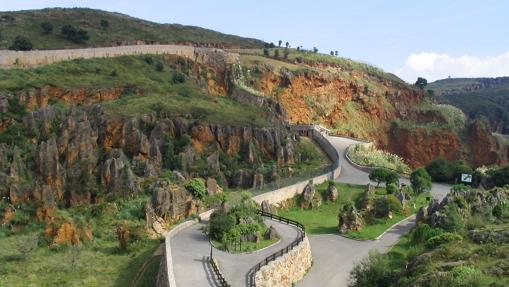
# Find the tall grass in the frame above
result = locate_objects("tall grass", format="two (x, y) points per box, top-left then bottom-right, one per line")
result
(347, 143), (411, 174)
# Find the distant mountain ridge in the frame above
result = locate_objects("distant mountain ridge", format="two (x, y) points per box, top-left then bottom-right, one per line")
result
(0, 8), (265, 50)
(429, 77), (509, 134)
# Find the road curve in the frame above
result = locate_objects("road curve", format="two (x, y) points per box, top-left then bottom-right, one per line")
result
(170, 218), (300, 287)
(296, 136), (451, 287)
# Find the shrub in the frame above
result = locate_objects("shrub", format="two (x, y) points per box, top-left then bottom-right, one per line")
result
(208, 210), (236, 241)
(100, 19), (110, 30)
(426, 157), (454, 182)
(155, 62), (164, 72)
(171, 71), (186, 84)
(450, 266), (491, 287)
(349, 251), (394, 287)
(441, 205), (465, 232)
(373, 198), (390, 218)
(9, 35), (33, 51)
(411, 224), (443, 244)
(410, 168), (432, 194)
(61, 25), (89, 43)
(40, 22), (53, 34)
(386, 183), (398, 194)
(490, 165), (509, 187)
(386, 195), (402, 213)
(425, 232), (462, 249)
(369, 168), (390, 186)
(144, 56), (154, 64)
(185, 178), (207, 200)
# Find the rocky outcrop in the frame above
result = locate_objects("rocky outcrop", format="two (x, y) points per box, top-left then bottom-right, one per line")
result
(338, 204), (364, 233)
(101, 149), (140, 197)
(325, 183), (338, 201)
(300, 181), (322, 209)
(148, 179), (197, 223)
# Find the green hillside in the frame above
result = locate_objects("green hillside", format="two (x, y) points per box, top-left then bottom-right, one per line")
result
(429, 77), (509, 134)
(0, 8), (265, 50)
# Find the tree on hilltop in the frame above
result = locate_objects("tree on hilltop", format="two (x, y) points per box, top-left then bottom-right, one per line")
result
(278, 40), (282, 47)
(330, 51), (334, 56)
(415, 77), (428, 90)
(313, 47), (318, 53)
(285, 41), (290, 48)
(61, 25), (89, 43)
(335, 50), (338, 56)
(100, 19), (110, 30)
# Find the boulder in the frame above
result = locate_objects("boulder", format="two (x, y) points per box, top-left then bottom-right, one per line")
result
(325, 184), (338, 201)
(416, 206), (428, 223)
(252, 173), (264, 189)
(301, 180), (322, 209)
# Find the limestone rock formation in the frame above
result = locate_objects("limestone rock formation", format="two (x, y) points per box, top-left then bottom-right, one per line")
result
(264, 225), (279, 240)
(301, 180), (322, 209)
(325, 183), (338, 201)
(261, 200), (277, 214)
(338, 204), (364, 233)
(148, 179), (195, 223)
(206, 177), (222, 195)
(101, 149), (140, 197)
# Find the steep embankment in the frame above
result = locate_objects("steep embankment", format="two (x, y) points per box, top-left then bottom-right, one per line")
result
(0, 8), (265, 49)
(234, 51), (509, 167)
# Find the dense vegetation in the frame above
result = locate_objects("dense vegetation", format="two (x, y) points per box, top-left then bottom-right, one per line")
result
(429, 77), (509, 134)
(0, 8), (265, 50)
(349, 186), (509, 287)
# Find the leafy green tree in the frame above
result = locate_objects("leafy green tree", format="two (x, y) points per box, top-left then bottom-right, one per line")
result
(209, 210), (235, 241)
(335, 50), (338, 56)
(410, 168), (432, 194)
(330, 51), (334, 56)
(369, 168), (389, 186)
(278, 40), (282, 47)
(100, 19), (110, 30)
(452, 160), (472, 181)
(8, 35), (33, 51)
(385, 171), (399, 185)
(415, 77), (428, 90)
(426, 157), (454, 182)
(40, 22), (53, 34)
(313, 47), (318, 53)
(285, 41), (289, 48)
(61, 25), (89, 43)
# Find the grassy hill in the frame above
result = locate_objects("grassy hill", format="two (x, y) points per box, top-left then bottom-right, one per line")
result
(0, 8), (265, 50)
(429, 77), (509, 134)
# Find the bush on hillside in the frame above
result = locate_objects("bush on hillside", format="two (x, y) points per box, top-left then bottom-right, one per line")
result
(386, 195), (402, 213)
(386, 182), (398, 194)
(40, 22), (53, 34)
(411, 224), (443, 244)
(425, 232), (462, 249)
(171, 71), (186, 84)
(8, 35), (33, 51)
(490, 165), (509, 187)
(369, 168), (399, 186)
(61, 25), (89, 43)
(410, 168), (432, 194)
(185, 178), (207, 200)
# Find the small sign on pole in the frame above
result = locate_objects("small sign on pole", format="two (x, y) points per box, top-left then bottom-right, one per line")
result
(461, 173), (473, 183)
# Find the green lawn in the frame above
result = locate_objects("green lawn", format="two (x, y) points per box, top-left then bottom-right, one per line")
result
(278, 182), (430, 240)
(0, 234), (161, 287)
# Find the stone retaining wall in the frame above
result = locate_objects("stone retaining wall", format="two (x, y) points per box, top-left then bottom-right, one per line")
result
(254, 236), (312, 287)
(0, 44), (239, 68)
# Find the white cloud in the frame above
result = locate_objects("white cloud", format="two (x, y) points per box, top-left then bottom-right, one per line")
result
(396, 51), (509, 83)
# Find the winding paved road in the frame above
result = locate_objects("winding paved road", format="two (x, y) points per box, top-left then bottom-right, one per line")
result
(171, 219), (300, 287)
(169, 135), (451, 287)
(296, 136), (450, 287)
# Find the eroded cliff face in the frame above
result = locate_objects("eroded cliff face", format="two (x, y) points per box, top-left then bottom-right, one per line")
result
(0, 104), (296, 208)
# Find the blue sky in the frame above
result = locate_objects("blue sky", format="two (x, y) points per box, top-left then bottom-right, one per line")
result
(1, 0), (508, 82)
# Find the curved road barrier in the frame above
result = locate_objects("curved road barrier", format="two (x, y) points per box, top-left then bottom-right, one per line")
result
(248, 210), (310, 287)
(208, 256), (231, 287)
